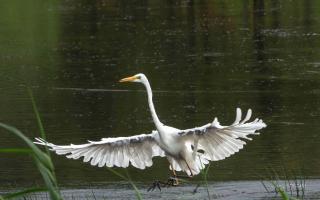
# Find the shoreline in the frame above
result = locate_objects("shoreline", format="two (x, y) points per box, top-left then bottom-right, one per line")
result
(1, 180), (319, 199)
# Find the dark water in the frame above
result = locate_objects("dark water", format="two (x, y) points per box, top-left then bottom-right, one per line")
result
(0, 0), (320, 189)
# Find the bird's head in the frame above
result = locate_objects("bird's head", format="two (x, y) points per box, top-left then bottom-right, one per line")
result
(119, 73), (146, 84)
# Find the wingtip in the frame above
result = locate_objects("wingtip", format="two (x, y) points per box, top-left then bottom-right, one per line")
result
(212, 117), (221, 127)
(232, 108), (242, 125)
(236, 107), (241, 114)
(247, 108), (252, 115)
(240, 109), (252, 124)
(34, 137), (45, 144)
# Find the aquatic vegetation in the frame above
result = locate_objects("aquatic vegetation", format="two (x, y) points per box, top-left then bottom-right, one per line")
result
(199, 160), (212, 200)
(0, 123), (62, 200)
(0, 88), (144, 200)
(106, 168), (142, 200)
(0, 89), (62, 200)
(191, 158), (217, 200)
(261, 167), (306, 200)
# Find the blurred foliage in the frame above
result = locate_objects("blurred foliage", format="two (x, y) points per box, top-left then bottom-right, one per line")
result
(0, 90), (62, 199)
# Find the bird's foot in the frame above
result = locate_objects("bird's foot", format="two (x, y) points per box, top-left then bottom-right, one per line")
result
(166, 176), (179, 186)
(192, 183), (201, 194)
(147, 180), (165, 192)
(147, 177), (180, 192)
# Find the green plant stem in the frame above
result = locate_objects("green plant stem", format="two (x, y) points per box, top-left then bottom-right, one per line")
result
(203, 163), (211, 200)
(28, 87), (62, 199)
(107, 168), (142, 200)
(125, 169), (142, 200)
(0, 122), (62, 199)
(271, 181), (290, 200)
(27, 87), (50, 156)
(199, 156), (211, 200)
(0, 123), (54, 171)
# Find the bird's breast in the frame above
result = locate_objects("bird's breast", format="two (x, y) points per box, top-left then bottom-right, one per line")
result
(155, 127), (183, 157)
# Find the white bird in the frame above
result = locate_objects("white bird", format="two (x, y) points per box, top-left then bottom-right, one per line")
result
(34, 73), (266, 179)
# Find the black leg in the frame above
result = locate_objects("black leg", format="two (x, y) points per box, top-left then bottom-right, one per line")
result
(147, 176), (182, 192)
(148, 163), (193, 192)
(192, 183), (201, 194)
(147, 180), (169, 192)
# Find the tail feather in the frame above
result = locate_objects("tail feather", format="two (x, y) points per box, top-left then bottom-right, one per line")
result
(168, 149), (210, 176)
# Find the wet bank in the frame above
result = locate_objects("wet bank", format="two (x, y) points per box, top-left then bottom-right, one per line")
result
(1, 180), (320, 199)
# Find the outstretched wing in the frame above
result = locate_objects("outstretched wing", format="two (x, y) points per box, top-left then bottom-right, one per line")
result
(178, 108), (267, 161)
(34, 131), (165, 169)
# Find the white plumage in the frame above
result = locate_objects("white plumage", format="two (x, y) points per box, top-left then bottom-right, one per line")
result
(34, 73), (266, 176)
(35, 131), (165, 169)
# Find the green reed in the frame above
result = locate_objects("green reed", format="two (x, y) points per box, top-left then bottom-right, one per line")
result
(196, 156), (212, 200)
(106, 168), (142, 200)
(260, 167), (306, 200)
(0, 88), (145, 200)
(0, 88), (62, 200)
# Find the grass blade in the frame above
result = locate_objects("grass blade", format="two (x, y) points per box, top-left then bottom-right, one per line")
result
(270, 182), (290, 200)
(0, 123), (54, 171)
(27, 88), (46, 141)
(198, 156), (211, 200)
(125, 169), (142, 200)
(0, 122), (62, 199)
(106, 168), (142, 200)
(37, 167), (61, 199)
(106, 168), (127, 180)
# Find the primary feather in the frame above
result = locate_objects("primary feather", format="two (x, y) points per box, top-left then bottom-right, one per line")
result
(34, 131), (165, 169)
(176, 108), (266, 175)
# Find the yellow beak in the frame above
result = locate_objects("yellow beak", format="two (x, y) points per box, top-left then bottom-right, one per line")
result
(119, 76), (138, 82)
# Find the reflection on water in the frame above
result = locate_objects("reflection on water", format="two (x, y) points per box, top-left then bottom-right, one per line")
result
(0, 0), (320, 187)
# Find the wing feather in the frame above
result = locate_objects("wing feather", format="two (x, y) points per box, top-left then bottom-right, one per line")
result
(122, 146), (130, 168)
(98, 147), (109, 167)
(179, 108), (266, 162)
(34, 131), (164, 169)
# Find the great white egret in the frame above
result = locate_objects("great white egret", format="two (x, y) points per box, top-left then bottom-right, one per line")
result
(34, 73), (266, 182)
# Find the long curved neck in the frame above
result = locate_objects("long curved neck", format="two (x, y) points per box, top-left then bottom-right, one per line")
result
(143, 79), (162, 129)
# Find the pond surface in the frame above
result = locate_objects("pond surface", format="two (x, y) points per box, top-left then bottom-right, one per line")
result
(0, 0), (320, 190)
